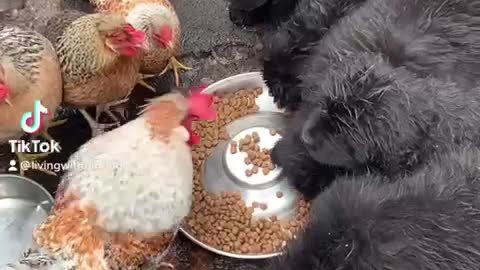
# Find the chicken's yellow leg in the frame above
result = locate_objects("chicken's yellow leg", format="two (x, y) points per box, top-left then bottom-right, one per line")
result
(136, 74), (157, 92)
(15, 152), (57, 176)
(159, 56), (192, 87)
(48, 119), (67, 128)
(159, 262), (174, 269)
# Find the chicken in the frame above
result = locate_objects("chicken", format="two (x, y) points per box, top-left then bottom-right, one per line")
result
(0, 26), (63, 176)
(5, 90), (216, 270)
(90, 0), (191, 88)
(44, 11), (146, 137)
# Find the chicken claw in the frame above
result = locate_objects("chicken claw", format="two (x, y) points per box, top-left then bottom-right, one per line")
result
(79, 109), (120, 137)
(96, 98), (130, 123)
(159, 56), (192, 87)
(48, 119), (68, 128)
(159, 262), (175, 269)
(15, 152), (57, 176)
(136, 74), (157, 92)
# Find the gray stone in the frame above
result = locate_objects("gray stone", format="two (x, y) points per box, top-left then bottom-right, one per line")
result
(170, 0), (257, 55)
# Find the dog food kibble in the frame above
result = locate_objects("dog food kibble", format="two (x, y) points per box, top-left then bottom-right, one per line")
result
(276, 191), (284, 198)
(230, 143), (237, 154)
(269, 129), (277, 136)
(260, 203), (268, 210)
(187, 87), (310, 255)
(233, 132), (277, 176)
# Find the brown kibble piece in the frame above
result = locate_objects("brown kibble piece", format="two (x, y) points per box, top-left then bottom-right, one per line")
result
(245, 169), (252, 177)
(230, 145), (237, 154)
(187, 87), (310, 255)
(244, 157), (251, 165)
(276, 192), (284, 198)
(262, 167), (270, 175)
(269, 129), (277, 136)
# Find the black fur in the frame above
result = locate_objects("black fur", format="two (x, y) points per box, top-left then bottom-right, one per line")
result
(273, 52), (480, 198)
(265, 0), (480, 110)
(272, 0), (480, 198)
(271, 117), (346, 199)
(271, 145), (480, 270)
(262, 0), (367, 110)
(228, 0), (298, 27)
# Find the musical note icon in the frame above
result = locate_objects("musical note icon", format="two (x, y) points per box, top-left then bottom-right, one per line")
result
(20, 99), (48, 134)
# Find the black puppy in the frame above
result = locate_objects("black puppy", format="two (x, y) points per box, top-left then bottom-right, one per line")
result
(266, 0), (480, 111)
(271, 145), (480, 270)
(227, 0), (298, 27)
(273, 52), (480, 199)
(272, 0), (480, 198)
(262, 0), (367, 110)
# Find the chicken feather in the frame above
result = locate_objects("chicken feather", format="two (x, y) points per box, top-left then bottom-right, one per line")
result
(90, 0), (190, 86)
(0, 26), (63, 175)
(6, 91), (216, 270)
(44, 12), (146, 136)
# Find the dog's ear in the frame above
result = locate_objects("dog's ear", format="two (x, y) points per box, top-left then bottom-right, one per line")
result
(300, 96), (355, 146)
(300, 106), (332, 146)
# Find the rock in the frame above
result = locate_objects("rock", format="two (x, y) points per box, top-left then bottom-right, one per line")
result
(200, 77), (215, 85)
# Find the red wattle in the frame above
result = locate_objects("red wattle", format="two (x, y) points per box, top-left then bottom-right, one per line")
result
(187, 131), (200, 146)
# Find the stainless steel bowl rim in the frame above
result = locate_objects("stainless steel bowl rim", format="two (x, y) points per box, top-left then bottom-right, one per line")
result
(0, 174), (54, 202)
(179, 72), (286, 260)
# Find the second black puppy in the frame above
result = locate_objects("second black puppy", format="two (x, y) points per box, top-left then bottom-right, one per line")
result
(266, 0), (480, 111)
(263, 0), (366, 110)
(272, 52), (480, 198)
(271, 145), (480, 270)
(227, 0), (299, 27)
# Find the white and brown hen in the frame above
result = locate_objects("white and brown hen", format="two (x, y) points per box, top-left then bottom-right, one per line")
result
(6, 90), (216, 270)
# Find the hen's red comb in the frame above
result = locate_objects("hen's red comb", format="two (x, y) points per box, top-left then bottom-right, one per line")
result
(182, 84), (217, 146)
(187, 84), (216, 121)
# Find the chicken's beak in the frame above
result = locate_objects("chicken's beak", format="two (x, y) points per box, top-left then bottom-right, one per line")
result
(141, 40), (149, 50)
(4, 98), (12, 106)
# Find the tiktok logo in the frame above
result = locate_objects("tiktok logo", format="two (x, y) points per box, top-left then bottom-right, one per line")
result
(20, 99), (48, 134)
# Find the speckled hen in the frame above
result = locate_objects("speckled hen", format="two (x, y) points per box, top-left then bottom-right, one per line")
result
(0, 26), (63, 176)
(5, 91), (216, 270)
(45, 11), (146, 137)
(90, 0), (191, 88)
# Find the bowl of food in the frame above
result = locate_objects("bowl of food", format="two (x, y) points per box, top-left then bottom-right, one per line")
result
(179, 72), (311, 259)
(0, 174), (53, 266)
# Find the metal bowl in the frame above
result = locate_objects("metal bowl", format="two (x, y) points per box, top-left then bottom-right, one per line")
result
(0, 174), (53, 266)
(180, 72), (299, 259)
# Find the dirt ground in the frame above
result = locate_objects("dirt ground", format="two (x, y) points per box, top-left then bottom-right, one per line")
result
(0, 0), (269, 269)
